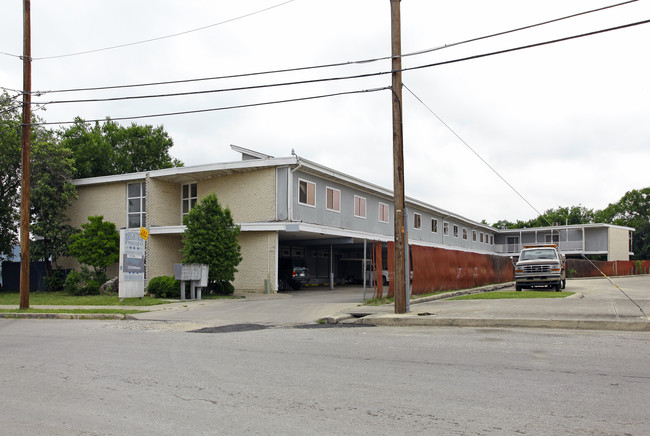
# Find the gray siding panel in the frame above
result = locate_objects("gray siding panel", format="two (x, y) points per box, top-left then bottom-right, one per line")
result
(276, 167), (289, 221)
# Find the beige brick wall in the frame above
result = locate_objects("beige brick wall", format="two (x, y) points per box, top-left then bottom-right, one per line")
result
(148, 178), (181, 227)
(199, 168), (276, 223)
(68, 182), (129, 228)
(146, 234), (183, 282)
(608, 227), (630, 261)
(233, 231), (277, 292)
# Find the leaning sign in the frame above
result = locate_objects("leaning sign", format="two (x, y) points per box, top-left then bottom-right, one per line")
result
(119, 229), (146, 299)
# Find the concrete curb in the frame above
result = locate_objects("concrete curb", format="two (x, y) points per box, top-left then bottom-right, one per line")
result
(0, 313), (129, 320)
(353, 314), (650, 332)
(409, 282), (514, 304)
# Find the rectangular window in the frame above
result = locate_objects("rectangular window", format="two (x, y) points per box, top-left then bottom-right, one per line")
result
(472, 230), (477, 242)
(378, 202), (389, 223)
(326, 187), (341, 212)
(127, 182), (146, 228)
(354, 195), (366, 218)
(431, 218), (438, 233)
(490, 235), (494, 245)
(453, 225), (459, 238)
(443, 222), (449, 236)
(480, 233), (484, 243)
(463, 228), (468, 240)
(181, 183), (198, 218)
(298, 179), (315, 207)
(413, 213), (421, 229)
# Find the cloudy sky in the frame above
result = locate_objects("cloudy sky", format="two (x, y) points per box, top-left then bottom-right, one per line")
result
(1, 0), (648, 224)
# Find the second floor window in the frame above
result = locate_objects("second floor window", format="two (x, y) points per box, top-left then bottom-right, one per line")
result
(443, 222), (449, 235)
(431, 218), (438, 233)
(379, 203), (389, 223)
(326, 187), (340, 212)
(354, 195), (366, 218)
(182, 183), (198, 218)
(127, 182), (146, 228)
(299, 180), (315, 207)
(413, 213), (421, 229)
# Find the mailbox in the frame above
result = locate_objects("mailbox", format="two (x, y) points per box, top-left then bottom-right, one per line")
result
(174, 263), (209, 300)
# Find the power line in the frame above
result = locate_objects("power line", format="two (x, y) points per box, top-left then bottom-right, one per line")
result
(23, 1), (297, 61)
(28, 86), (391, 126)
(403, 18), (650, 75)
(26, 17), (650, 110)
(31, 70), (389, 106)
(403, 83), (548, 222)
(28, 0), (640, 96)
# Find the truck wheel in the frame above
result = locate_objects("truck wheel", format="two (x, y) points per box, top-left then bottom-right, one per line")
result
(516, 285), (522, 292)
(555, 283), (562, 292)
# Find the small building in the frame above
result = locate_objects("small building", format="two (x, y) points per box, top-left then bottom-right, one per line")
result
(62, 146), (634, 292)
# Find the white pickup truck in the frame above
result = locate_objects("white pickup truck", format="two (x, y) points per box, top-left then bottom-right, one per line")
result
(512, 245), (566, 292)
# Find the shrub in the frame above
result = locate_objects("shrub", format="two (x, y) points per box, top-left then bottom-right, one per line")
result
(209, 280), (234, 296)
(45, 269), (69, 291)
(147, 276), (181, 299)
(64, 267), (103, 296)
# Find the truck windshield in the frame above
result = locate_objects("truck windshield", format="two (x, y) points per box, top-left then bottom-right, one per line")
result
(520, 249), (557, 261)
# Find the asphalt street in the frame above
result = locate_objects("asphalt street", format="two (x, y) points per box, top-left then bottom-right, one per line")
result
(0, 318), (648, 435)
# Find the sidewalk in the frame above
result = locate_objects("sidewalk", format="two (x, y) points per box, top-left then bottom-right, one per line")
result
(324, 277), (650, 332)
(2, 277), (649, 331)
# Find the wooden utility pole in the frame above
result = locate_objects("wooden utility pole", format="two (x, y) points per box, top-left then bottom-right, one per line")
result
(390, 0), (407, 314)
(19, 0), (31, 309)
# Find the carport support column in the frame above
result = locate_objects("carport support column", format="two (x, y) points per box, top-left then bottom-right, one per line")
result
(329, 244), (334, 290)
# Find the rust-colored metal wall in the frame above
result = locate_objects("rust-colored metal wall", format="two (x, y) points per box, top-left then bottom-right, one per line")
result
(408, 246), (514, 294)
(567, 259), (650, 278)
(382, 244), (647, 295)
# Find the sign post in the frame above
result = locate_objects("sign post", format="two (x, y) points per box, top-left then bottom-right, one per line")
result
(119, 229), (146, 299)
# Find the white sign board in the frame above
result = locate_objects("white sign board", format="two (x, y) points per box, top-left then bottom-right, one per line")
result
(119, 229), (145, 299)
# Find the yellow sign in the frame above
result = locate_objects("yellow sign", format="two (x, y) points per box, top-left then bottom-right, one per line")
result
(139, 227), (149, 240)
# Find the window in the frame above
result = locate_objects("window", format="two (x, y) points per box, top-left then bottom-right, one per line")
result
(431, 218), (438, 233)
(298, 179), (315, 207)
(127, 182), (146, 228)
(453, 225), (459, 238)
(413, 213), (421, 229)
(326, 187), (341, 212)
(379, 202), (389, 223)
(463, 228), (468, 240)
(473, 230), (477, 242)
(443, 222), (449, 235)
(490, 235), (494, 245)
(181, 183), (197, 218)
(480, 233), (484, 243)
(354, 195), (366, 218)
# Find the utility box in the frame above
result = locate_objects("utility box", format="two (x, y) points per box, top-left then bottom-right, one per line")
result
(174, 263), (209, 300)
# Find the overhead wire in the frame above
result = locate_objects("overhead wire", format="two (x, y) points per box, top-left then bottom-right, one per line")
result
(26, 0), (640, 96)
(403, 83), (547, 221)
(4, 0), (297, 61)
(24, 17), (650, 112)
(28, 86), (391, 126)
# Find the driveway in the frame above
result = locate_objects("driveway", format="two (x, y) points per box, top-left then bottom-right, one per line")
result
(133, 286), (369, 325)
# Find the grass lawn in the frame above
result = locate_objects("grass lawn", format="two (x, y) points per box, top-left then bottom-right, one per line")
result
(450, 290), (574, 300)
(0, 308), (146, 315)
(0, 291), (169, 306)
(365, 289), (573, 305)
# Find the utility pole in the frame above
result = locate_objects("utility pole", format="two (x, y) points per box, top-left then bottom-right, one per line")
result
(19, 0), (31, 309)
(390, 0), (407, 314)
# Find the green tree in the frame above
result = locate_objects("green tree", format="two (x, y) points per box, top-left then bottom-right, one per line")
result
(30, 134), (78, 276)
(68, 216), (120, 274)
(181, 193), (242, 291)
(59, 118), (183, 179)
(0, 92), (22, 259)
(595, 188), (650, 259)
